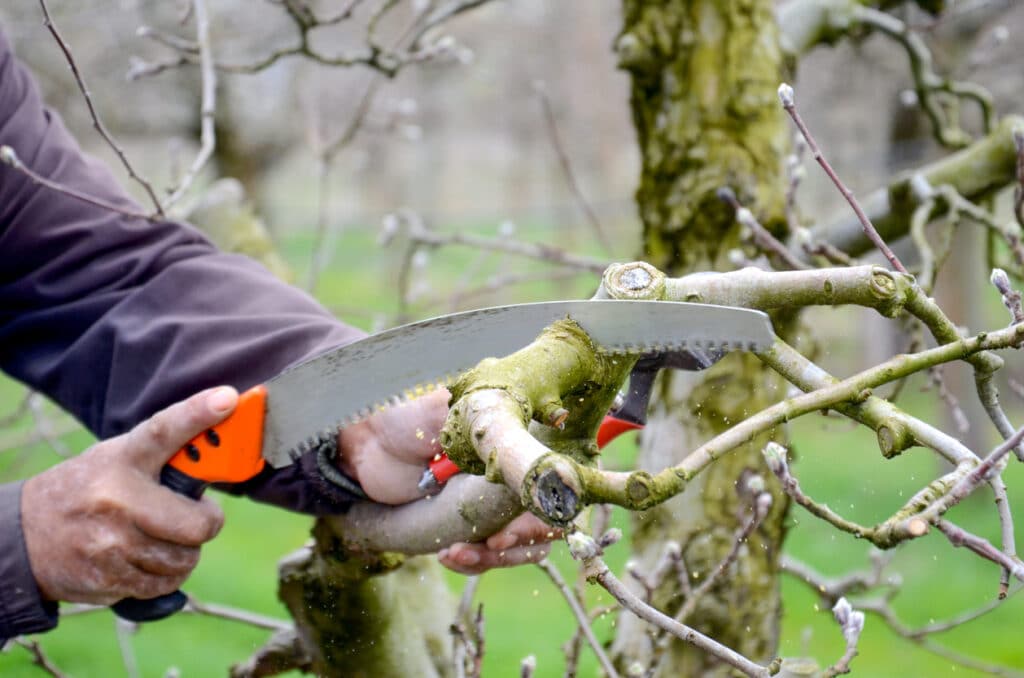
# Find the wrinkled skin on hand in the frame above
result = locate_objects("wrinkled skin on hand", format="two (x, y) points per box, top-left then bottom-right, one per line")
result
(338, 389), (561, 573)
(21, 387), (232, 605)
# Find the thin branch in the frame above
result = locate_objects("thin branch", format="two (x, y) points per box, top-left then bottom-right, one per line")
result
(718, 186), (811, 270)
(184, 597), (292, 631)
(14, 639), (68, 678)
(822, 598), (864, 677)
(535, 82), (612, 255)
(566, 532), (771, 678)
(536, 559), (619, 678)
(36, 0), (164, 216)
(934, 520), (1024, 583)
(384, 209), (610, 274)
(162, 0), (217, 210)
(114, 618), (140, 678)
(852, 5), (995, 148)
(0, 146), (152, 221)
(674, 492), (772, 624)
(778, 83), (908, 274)
(782, 553), (1024, 677)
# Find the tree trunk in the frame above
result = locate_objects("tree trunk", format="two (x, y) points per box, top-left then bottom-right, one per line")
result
(610, 1), (792, 674)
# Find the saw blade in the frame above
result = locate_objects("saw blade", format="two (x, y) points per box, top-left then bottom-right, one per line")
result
(261, 300), (774, 468)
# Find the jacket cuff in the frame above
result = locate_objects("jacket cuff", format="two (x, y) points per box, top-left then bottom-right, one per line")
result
(0, 482), (59, 641)
(216, 449), (364, 516)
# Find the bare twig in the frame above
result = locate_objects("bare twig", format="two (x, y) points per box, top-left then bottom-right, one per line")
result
(163, 0), (217, 210)
(852, 5), (995, 148)
(567, 531), (771, 678)
(934, 520), (1024, 583)
(537, 559), (620, 678)
(185, 597), (292, 631)
(0, 391), (33, 428)
(783, 553), (1024, 677)
(674, 491), (772, 625)
(14, 639), (68, 678)
(778, 83), (908, 274)
(383, 209), (610, 274)
(992, 268), (1024, 324)
(0, 146), (152, 221)
(535, 81), (612, 255)
(114, 618), (140, 678)
(26, 393), (73, 458)
(36, 0), (164, 216)
(822, 598), (864, 677)
(718, 186), (811, 270)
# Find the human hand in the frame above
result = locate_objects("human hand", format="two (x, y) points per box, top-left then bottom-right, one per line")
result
(21, 387), (233, 604)
(337, 389), (450, 505)
(336, 389), (562, 572)
(438, 512), (563, 575)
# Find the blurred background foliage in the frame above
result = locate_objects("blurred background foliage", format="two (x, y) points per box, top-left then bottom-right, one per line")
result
(2, 0), (1024, 675)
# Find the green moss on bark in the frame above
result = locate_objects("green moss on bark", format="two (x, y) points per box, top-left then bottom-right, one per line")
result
(441, 319), (636, 474)
(613, 1), (792, 674)
(618, 0), (789, 274)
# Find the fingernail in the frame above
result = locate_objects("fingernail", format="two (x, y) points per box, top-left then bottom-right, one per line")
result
(438, 548), (449, 560)
(208, 387), (238, 413)
(458, 550), (480, 566)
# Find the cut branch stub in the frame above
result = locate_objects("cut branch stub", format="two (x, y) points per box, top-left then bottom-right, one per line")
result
(440, 319), (635, 523)
(601, 261), (667, 300)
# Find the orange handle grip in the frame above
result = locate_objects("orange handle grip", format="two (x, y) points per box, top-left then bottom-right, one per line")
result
(167, 384), (269, 484)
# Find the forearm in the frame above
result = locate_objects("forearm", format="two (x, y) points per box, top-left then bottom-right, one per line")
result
(0, 29), (362, 512)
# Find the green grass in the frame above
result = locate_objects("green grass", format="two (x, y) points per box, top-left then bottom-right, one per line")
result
(3, 225), (1024, 676)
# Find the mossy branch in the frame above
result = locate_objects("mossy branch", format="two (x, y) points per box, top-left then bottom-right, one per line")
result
(440, 319), (635, 524)
(442, 262), (1024, 520)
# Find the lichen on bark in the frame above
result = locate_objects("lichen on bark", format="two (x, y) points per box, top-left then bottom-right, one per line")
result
(618, 0), (790, 274)
(277, 523), (455, 678)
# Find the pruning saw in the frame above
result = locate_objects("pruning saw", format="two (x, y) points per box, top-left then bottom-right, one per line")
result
(112, 299), (774, 623)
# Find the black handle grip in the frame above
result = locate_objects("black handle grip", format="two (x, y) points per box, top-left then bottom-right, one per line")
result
(111, 465), (208, 623)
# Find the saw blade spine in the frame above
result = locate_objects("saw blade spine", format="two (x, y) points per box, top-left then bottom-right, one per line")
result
(275, 337), (767, 462)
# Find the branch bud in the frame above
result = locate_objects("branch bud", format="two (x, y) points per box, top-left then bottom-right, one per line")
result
(831, 597), (853, 626)
(566, 531), (601, 561)
(598, 527), (623, 548)
(777, 83), (795, 109)
(991, 268), (1012, 295)
(0, 145), (21, 168)
(762, 441), (790, 476)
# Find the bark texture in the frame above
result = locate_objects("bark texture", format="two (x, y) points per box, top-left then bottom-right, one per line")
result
(610, 1), (792, 674)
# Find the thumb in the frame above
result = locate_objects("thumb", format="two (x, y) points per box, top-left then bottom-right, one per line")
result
(121, 386), (239, 475)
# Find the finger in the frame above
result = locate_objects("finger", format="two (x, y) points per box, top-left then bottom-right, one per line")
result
(376, 390), (450, 465)
(126, 539), (202, 578)
(83, 560), (188, 606)
(132, 492), (225, 546)
(122, 386), (238, 475)
(354, 460), (427, 505)
(439, 541), (552, 576)
(122, 568), (190, 602)
(485, 513), (562, 551)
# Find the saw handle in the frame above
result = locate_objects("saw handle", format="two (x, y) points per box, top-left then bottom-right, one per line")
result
(110, 385), (269, 623)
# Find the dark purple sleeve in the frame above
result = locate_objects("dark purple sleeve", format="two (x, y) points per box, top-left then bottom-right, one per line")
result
(0, 30), (366, 638)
